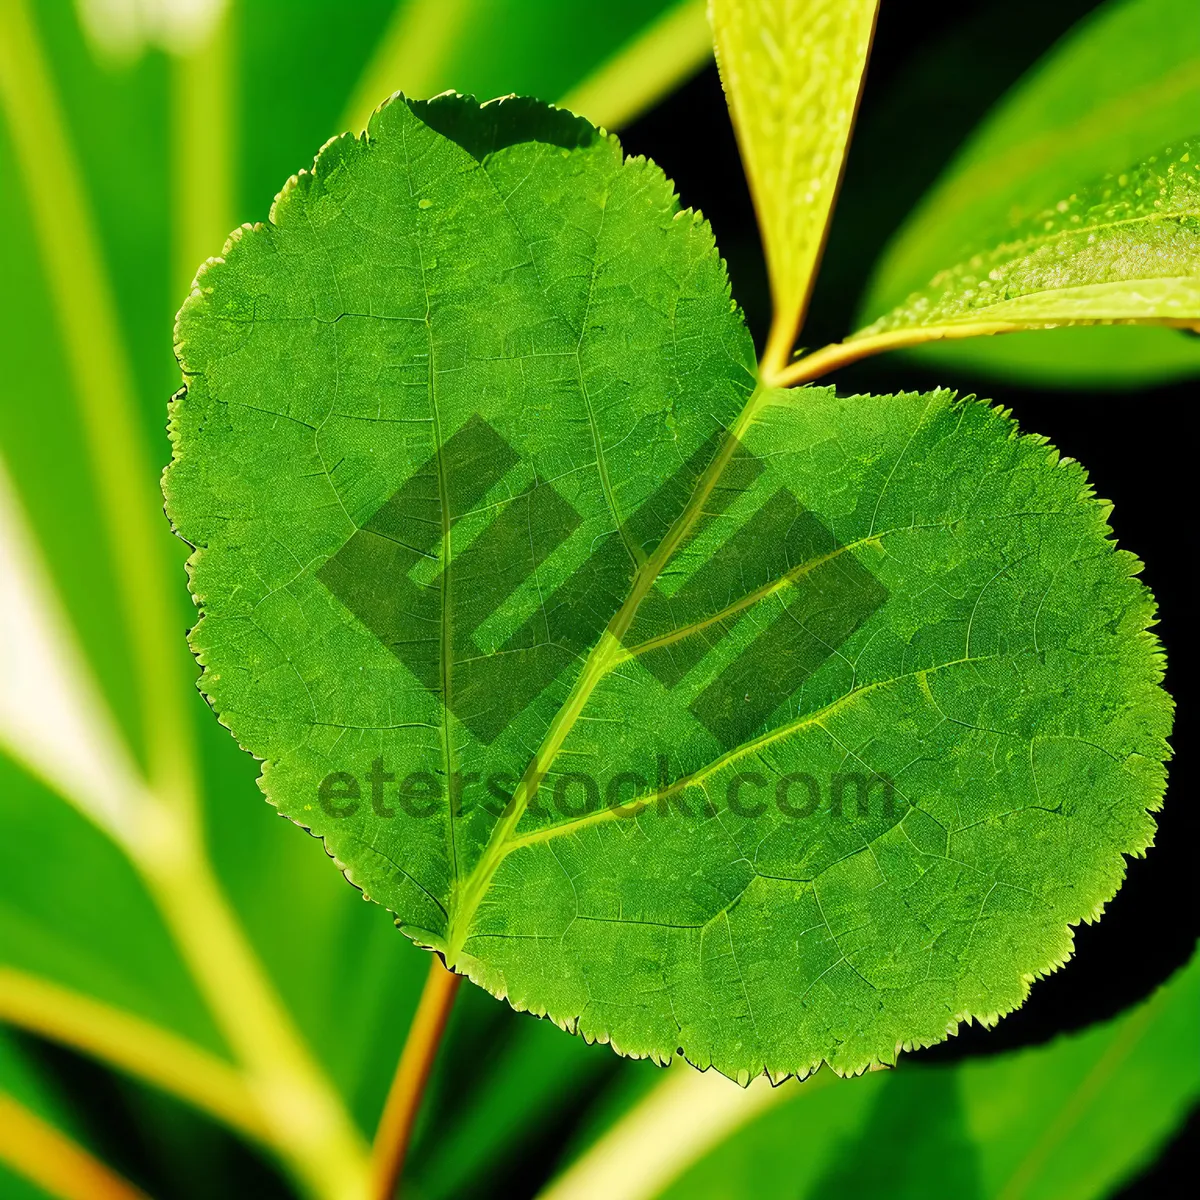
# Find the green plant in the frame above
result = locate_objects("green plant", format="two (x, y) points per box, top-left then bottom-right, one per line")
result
(1, 2), (1197, 1199)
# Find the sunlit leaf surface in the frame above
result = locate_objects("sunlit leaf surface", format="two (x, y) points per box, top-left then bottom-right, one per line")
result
(863, 0), (1200, 385)
(709, 0), (879, 368)
(858, 139), (1200, 338)
(167, 95), (1170, 1082)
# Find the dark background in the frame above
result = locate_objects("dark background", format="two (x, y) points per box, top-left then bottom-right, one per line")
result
(20, 1), (1197, 1195)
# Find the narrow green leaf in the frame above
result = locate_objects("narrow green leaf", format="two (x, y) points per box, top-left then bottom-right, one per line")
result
(652, 944), (1200, 1200)
(166, 95), (1170, 1082)
(0, 1), (430, 1153)
(342, 0), (703, 136)
(709, 0), (879, 375)
(559, 1), (712, 132)
(861, 0), (1200, 385)
(0, 1032), (84, 1200)
(856, 139), (1200, 339)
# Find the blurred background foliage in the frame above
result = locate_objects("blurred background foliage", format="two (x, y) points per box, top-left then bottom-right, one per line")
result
(0, 1), (1196, 1197)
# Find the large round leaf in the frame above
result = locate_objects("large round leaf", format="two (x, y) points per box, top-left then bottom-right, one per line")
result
(166, 95), (1170, 1081)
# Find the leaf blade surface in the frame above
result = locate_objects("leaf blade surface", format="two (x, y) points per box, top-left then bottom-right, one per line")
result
(167, 96), (1171, 1081)
(857, 139), (1200, 339)
(860, 0), (1200, 383)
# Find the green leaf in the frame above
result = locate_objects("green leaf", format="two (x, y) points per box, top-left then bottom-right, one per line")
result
(166, 94), (1170, 1082)
(861, 0), (1200, 385)
(856, 138), (1200, 340)
(710, 0), (879, 375)
(651, 943), (1200, 1200)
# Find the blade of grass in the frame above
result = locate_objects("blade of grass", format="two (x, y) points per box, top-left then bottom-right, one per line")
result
(0, 967), (268, 1145)
(343, 0), (709, 139)
(342, 0), (475, 134)
(0, 452), (153, 845)
(0, 0), (196, 817)
(134, 826), (372, 1200)
(558, 0), (710, 130)
(0, 1089), (149, 1200)
(171, 0), (236, 295)
(539, 1067), (832, 1200)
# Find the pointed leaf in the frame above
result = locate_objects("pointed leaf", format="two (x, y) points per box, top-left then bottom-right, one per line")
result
(710, 0), (879, 370)
(857, 139), (1200, 340)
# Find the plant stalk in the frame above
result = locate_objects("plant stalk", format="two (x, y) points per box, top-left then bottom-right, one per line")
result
(0, 1090), (149, 1200)
(371, 957), (462, 1200)
(763, 322), (1021, 389)
(132, 816), (372, 1200)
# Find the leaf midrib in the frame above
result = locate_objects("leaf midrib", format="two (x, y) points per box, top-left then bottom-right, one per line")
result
(443, 380), (769, 960)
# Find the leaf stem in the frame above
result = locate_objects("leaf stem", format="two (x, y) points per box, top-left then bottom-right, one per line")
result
(0, 1090), (149, 1200)
(763, 322), (1021, 389)
(371, 957), (462, 1200)
(0, 967), (269, 1146)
